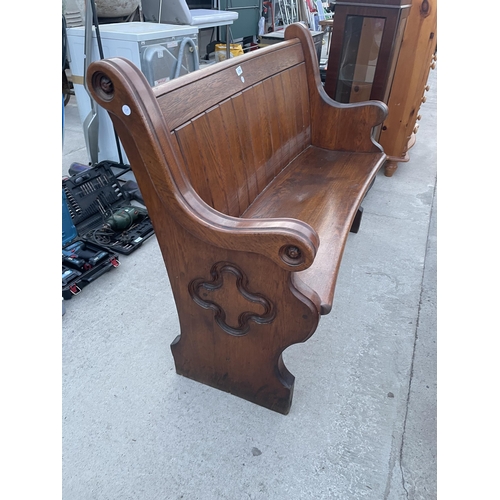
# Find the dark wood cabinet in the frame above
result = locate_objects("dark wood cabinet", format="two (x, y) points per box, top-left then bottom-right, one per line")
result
(324, 0), (438, 177)
(324, 0), (412, 105)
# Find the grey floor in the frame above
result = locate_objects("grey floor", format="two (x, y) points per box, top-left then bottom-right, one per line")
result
(62, 53), (437, 499)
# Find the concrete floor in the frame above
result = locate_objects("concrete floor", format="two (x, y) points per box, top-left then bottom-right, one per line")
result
(62, 52), (437, 499)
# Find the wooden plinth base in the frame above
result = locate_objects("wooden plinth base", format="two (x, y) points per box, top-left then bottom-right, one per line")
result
(383, 133), (417, 177)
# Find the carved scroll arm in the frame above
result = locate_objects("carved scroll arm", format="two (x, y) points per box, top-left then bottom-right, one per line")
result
(285, 23), (388, 153)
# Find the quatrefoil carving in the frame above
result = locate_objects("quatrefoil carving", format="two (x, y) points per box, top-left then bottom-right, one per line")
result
(188, 262), (276, 336)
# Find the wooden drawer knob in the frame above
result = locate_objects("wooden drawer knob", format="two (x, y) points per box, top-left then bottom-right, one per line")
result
(425, 85), (430, 91)
(417, 114), (422, 121)
(431, 62), (436, 69)
(422, 96), (427, 103)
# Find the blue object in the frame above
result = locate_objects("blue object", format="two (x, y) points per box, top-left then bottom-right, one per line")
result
(68, 162), (92, 176)
(62, 190), (78, 246)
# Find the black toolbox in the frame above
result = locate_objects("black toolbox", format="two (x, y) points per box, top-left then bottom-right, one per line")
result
(63, 189), (120, 300)
(62, 160), (154, 255)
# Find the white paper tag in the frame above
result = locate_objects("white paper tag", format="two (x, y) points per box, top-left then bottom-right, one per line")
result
(155, 77), (170, 86)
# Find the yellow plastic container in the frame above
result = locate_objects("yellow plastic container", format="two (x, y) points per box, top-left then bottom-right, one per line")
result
(215, 43), (244, 62)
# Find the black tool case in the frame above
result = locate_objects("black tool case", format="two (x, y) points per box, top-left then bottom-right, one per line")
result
(63, 189), (120, 300)
(62, 161), (155, 255)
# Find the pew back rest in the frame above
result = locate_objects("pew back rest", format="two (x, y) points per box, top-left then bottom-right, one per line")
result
(153, 39), (312, 217)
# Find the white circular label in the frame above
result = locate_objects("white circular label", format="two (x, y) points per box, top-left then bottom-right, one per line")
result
(122, 105), (131, 116)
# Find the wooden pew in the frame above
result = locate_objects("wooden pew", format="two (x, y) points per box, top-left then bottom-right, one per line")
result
(87, 22), (388, 414)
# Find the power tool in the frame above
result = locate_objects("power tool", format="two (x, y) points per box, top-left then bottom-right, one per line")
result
(104, 206), (142, 231)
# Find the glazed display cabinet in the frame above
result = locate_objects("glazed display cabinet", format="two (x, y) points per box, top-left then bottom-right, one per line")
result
(324, 0), (412, 105)
(324, 0), (437, 176)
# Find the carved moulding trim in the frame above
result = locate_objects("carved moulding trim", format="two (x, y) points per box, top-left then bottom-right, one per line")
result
(188, 261), (276, 336)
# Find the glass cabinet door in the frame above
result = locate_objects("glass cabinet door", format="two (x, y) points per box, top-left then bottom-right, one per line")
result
(335, 16), (386, 103)
(324, 1), (411, 105)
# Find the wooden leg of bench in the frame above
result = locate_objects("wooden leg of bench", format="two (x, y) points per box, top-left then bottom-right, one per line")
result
(350, 206), (363, 234)
(352, 179), (375, 234)
(169, 253), (320, 415)
(172, 339), (298, 414)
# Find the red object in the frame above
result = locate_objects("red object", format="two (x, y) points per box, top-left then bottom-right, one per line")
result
(306, 0), (316, 12)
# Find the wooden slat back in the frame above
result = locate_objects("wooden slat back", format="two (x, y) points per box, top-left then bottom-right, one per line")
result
(155, 40), (304, 130)
(153, 41), (312, 216)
